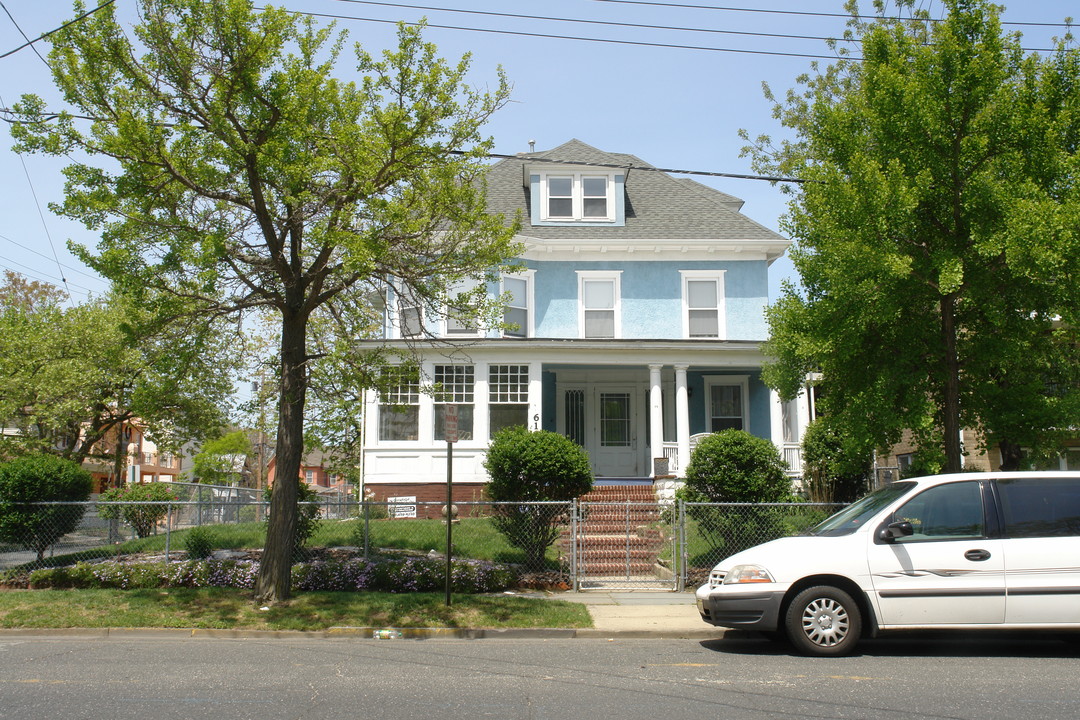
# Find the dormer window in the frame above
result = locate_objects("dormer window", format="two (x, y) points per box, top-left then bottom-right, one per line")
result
(539, 173), (616, 222)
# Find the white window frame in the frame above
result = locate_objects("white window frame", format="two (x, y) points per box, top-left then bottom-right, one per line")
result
(433, 364), (475, 442)
(442, 279), (484, 339)
(501, 271), (535, 338)
(680, 270), (726, 340)
(577, 271), (622, 339)
(378, 368), (421, 442)
(540, 172), (616, 222)
(394, 287), (424, 339)
(488, 364), (530, 436)
(703, 375), (750, 433)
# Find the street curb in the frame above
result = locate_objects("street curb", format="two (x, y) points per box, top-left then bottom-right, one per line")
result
(0, 626), (727, 641)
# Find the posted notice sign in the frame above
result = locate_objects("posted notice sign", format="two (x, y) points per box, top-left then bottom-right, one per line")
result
(444, 403), (459, 443)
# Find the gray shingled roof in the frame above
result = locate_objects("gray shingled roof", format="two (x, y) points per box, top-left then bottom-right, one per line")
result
(484, 139), (786, 242)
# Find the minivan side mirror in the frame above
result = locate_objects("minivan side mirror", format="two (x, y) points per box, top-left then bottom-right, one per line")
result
(878, 521), (914, 542)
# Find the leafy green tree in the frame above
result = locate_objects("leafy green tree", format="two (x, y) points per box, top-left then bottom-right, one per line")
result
(0, 454), (93, 564)
(98, 482), (177, 538)
(747, 0), (1080, 472)
(483, 427), (593, 569)
(800, 418), (870, 503)
(191, 431), (252, 486)
(12, 0), (517, 601)
(0, 281), (233, 473)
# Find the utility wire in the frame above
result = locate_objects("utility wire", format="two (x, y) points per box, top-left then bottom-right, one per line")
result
(589, 0), (1075, 28)
(0, 231), (105, 284)
(277, 8), (856, 61)
(330, 0), (1061, 52)
(0, 0), (115, 59)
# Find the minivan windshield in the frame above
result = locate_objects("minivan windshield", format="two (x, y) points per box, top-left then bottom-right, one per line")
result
(807, 482), (916, 537)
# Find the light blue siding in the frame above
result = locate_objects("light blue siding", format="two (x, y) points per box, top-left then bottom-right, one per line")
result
(525, 260), (768, 340)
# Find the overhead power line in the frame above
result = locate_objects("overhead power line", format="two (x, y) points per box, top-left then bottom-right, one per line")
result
(278, 8), (855, 61)
(329, 0), (1061, 52)
(0, 0), (115, 60)
(589, 0), (1075, 28)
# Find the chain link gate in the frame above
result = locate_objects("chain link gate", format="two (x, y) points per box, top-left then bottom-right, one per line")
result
(571, 499), (679, 590)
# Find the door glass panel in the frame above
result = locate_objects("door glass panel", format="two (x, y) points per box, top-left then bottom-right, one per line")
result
(709, 385), (743, 431)
(600, 393), (631, 447)
(565, 389), (585, 446)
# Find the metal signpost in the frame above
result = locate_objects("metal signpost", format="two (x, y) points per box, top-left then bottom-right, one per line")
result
(443, 404), (458, 606)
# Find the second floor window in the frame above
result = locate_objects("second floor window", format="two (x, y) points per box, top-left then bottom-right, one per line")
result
(681, 271), (725, 339)
(578, 272), (621, 339)
(397, 295), (423, 338)
(502, 274), (530, 337)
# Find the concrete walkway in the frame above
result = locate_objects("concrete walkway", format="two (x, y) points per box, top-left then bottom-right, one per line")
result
(514, 590), (726, 639)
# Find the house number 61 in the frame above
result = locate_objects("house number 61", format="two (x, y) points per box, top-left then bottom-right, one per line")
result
(533, 413), (540, 430)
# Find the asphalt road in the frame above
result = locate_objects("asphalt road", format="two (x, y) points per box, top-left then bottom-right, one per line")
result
(1, 632), (1077, 719)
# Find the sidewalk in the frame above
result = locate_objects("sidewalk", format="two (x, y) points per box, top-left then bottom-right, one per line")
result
(515, 589), (726, 639)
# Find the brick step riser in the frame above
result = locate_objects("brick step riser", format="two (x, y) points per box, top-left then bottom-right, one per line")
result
(560, 541), (665, 552)
(580, 495), (659, 502)
(570, 524), (660, 535)
(577, 565), (660, 575)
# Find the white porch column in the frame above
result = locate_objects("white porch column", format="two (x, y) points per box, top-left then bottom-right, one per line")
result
(675, 364), (690, 475)
(528, 361), (543, 432)
(473, 361), (490, 444)
(649, 364), (664, 478)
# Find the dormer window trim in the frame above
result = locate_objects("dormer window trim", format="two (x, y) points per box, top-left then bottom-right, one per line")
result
(529, 170), (626, 227)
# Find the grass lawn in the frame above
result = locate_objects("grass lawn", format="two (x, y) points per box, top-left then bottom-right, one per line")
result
(0, 588), (592, 631)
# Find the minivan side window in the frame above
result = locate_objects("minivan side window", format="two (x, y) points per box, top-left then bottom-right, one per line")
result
(996, 477), (1080, 538)
(888, 481), (985, 542)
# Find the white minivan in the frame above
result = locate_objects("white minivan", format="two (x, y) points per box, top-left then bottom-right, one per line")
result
(695, 471), (1080, 656)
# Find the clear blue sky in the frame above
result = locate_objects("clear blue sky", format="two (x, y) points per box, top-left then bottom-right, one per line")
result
(0, 0), (1074, 305)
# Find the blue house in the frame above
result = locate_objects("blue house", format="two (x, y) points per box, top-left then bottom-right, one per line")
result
(360, 139), (803, 503)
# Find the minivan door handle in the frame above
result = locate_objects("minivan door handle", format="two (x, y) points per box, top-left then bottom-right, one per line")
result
(965, 549), (991, 562)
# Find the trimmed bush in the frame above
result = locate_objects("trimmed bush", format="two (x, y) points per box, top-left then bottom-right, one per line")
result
(98, 482), (177, 538)
(0, 454), (93, 563)
(183, 527), (215, 560)
(483, 427), (593, 568)
(678, 430), (791, 560)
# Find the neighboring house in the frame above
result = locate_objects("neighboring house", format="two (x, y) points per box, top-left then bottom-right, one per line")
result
(266, 449), (354, 499)
(83, 419), (182, 492)
(877, 431), (1080, 480)
(360, 139), (804, 503)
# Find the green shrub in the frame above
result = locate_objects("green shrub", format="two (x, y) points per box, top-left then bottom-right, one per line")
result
(28, 555), (517, 593)
(98, 482), (177, 538)
(483, 427), (593, 568)
(0, 454), (93, 564)
(681, 430), (791, 503)
(800, 418), (870, 503)
(183, 527), (215, 560)
(678, 430), (791, 560)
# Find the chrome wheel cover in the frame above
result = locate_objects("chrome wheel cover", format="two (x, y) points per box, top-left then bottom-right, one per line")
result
(800, 597), (850, 647)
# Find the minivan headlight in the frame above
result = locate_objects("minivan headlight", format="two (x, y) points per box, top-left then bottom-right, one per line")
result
(723, 564), (774, 584)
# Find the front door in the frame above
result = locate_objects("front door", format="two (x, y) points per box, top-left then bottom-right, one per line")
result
(593, 388), (640, 476)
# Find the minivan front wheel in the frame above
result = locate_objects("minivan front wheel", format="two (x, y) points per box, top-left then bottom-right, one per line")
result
(785, 586), (862, 657)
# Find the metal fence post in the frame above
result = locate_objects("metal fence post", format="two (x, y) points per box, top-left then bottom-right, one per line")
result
(164, 501), (172, 562)
(678, 499), (687, 591)
(570, 498), (579, 592)
(363, 501), (370, 560)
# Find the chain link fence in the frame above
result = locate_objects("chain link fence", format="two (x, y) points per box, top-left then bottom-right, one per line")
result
(0, 495), (846, 589)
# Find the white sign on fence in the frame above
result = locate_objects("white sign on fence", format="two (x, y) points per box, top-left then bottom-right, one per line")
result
(387, 496), (417, 519)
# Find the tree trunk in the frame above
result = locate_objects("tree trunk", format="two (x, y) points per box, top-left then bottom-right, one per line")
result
(940, 295), (963, 473)
(998, 440), (1024, 471)
(254, 310), (308, 604)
